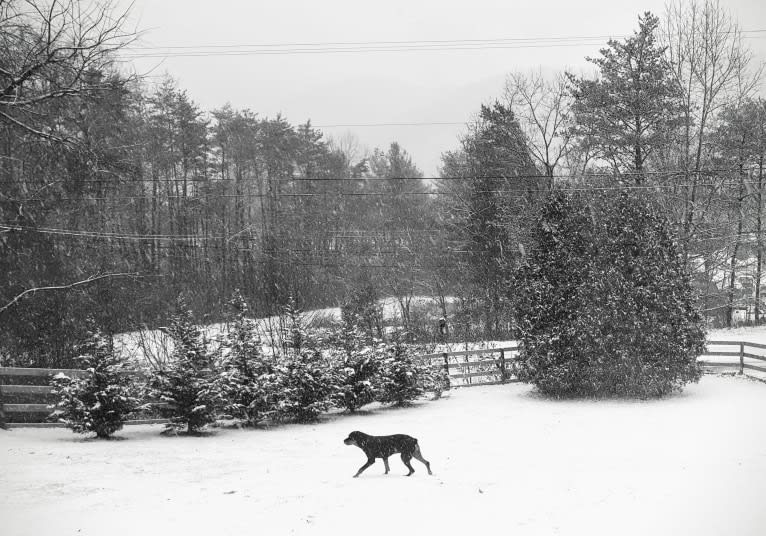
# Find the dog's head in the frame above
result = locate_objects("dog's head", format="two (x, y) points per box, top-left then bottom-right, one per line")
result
(344, 431), (364, 446)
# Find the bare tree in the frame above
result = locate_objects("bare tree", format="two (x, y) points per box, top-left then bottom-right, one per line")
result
(327, 131), (367, 170)
(0, 0), (137, 142)
(661, 0), (762, 242)
(505, 70), (573, 184)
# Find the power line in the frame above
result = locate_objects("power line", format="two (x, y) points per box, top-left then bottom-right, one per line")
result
(0, 168), (751, 185)
(122, 29), (766, 58)
(5, 180), (762, 203)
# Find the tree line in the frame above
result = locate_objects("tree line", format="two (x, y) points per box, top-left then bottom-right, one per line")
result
(1, 0), (764, 368)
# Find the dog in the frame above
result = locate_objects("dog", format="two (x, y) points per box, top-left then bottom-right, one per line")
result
(344, 431), (432, 478)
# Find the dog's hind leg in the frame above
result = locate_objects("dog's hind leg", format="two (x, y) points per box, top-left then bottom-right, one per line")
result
(401, 453), (415, 476)
(413, 444), (432, 475)
(354, 457), (375, 478)
(383, 457), (390, 474)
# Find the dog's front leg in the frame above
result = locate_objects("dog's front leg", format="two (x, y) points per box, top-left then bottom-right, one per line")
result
(383, 457), (390, 474)
(354, 457), (375, 478)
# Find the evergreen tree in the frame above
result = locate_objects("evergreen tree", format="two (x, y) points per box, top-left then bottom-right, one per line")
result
(377, 339), (426, 406)
(272, 298), (337, 422)
(273, 348), (337, 423)
(332, 315), (380, 412)
(440, 101), (540, 338)
(50, 329), (140, 438)
(218, 291), (277, 426)
(149, 303), (221, 433)
(568, 12), (682, 179)
(514, 190), (705, 397)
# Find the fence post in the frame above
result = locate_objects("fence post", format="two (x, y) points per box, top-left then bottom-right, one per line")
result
(499, 350), (507, 383)
(740, 343), (745, 375)
(442, 352), (451, 390)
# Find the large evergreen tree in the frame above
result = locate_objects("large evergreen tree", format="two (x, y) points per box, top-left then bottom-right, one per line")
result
(440, 101), (539, 338)
(568, 12), (682, 179)
(514, 190), (705, 397)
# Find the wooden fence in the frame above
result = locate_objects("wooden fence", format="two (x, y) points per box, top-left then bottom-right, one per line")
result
(422, 340), (766, 388)
(698, 340), (766, 375)
(420, 344), (521, 388)
(0, 367), (164, 427)
(2, 340), (765, 425)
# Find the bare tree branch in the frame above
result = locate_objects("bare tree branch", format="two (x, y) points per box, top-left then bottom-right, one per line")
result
(0, 272), (140, 315)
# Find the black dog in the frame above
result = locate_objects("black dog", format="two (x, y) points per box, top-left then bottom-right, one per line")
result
(344, 431), (432, 478)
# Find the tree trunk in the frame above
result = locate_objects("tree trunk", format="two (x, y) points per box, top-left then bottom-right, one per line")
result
(725, 170), (746, 328)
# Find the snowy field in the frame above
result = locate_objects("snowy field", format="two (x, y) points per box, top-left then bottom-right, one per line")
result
(2, 375), (766, 536)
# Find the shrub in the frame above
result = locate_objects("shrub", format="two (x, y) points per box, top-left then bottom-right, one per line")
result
(149, 303), (221, 434)
(50, 329), (140, 438)
(513, 190), (705, 398)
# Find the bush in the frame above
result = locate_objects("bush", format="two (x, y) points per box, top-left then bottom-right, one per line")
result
(217, 291), (277, 426)
(513, 190), (705, 398)
(50, 329), (140, 438)
(149, 303), (221, 434)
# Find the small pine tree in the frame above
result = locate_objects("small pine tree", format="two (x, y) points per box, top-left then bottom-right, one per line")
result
(149, 303), (221, 434)
(273, 348), (337, 422)
(283, 295), (307, 354)
(377, 339), (426, 406)
(514, 191), (705, 398)
(218, 291), (276, 426)
(272, 298), (337, 422)
(50, 329), (140, 438)
(332, 316), (380, 412)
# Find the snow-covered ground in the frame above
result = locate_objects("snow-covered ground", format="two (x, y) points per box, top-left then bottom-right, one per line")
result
(709, 325), (766, 345)
(2, 375), (765, 536)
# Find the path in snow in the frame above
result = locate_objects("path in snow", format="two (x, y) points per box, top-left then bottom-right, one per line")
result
(1, 375), (765, 536)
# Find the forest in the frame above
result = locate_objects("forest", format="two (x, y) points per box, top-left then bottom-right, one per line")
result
(1, 0), (764, 367)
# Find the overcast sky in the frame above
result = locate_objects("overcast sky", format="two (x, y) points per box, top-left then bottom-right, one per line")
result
(121, 0), (766, 176)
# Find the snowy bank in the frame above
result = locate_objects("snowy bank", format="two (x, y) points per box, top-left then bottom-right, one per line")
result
(1, 375), (765, 536)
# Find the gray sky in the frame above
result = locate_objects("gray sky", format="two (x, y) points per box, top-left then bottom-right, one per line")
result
(122, 0), (766, 176)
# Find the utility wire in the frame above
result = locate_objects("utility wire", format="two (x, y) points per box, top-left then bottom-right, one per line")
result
(0, 168), (751, 185)
(121, 29), (766, 58)
(5, 180), (763, 203)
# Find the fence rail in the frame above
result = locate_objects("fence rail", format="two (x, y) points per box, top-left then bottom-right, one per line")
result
(2, 340), (765, 425)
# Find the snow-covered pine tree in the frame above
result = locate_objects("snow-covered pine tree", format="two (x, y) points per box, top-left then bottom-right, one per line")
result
(514, 190), (705, 397)
(149, 303), (221, 434)
(376, 338), (426, 406)
(272, 298), (337, 422)
(283, 295), (306, 354)
(50, 328), (140, 438)
(273, 347), (337, 423)
(332, 315), (380, 412)
(218, 291), (276, 426)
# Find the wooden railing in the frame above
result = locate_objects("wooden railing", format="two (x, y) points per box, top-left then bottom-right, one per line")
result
(423, 340), (766, 388)
(698, 340), (766, 375)
(0, 367), (163, 427)
(2, 340), (765, 424)
(420, 344), (521, 388)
